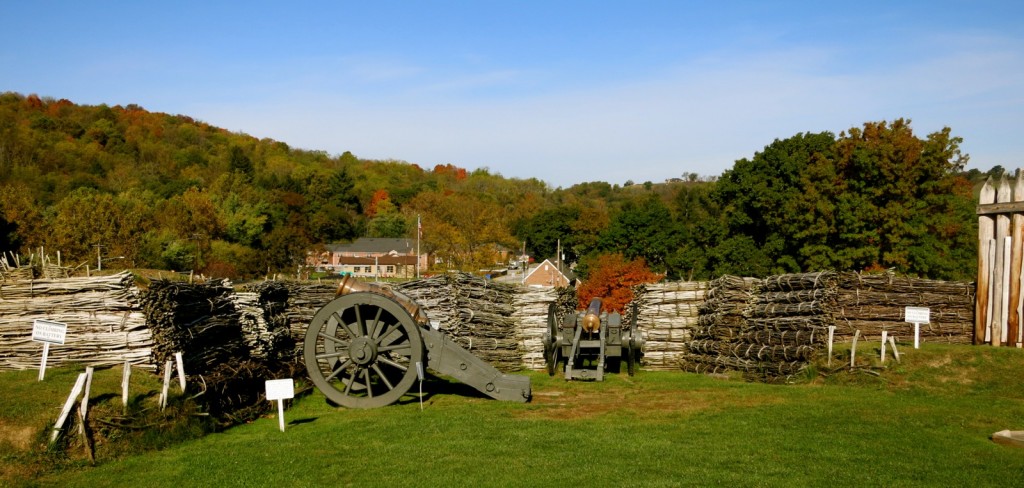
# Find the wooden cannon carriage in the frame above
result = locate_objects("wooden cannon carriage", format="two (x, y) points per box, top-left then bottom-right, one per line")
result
(303, 277), (531, 408)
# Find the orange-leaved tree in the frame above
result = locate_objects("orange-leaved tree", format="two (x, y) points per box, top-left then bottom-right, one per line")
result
(576, 253), (663, 313)
(365, 189), (391, 217)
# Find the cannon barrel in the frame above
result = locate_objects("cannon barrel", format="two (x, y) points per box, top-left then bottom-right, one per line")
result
(336, 275), (430, 326)
(581, 297), (602, 333)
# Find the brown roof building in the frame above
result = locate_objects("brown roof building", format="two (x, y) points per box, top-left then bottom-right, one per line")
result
(522, 258), (576, 288)
(309, 238), (427, 279)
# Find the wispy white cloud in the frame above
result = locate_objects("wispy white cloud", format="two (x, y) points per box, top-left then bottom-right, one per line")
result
(192, 29), (1024, 188)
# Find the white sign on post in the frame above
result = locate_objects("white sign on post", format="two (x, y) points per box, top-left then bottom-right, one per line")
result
(265, 378), (295, 432)
(32, 319), (67, 381)
(33, 319), (68, 344)
(904, 307), (930, 324)
(904, 306), (930, 349)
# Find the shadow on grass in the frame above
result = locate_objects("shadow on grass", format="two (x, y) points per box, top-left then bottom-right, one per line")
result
(318, 374), (497, 409)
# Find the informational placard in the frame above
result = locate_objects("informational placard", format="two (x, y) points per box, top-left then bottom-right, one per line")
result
(32, 319), (67, 345)
(33, 319), (68, 381)
(904, 307), (930, 324)
(904, 306), (930, 349)
(265, 378), (295, 432)
(265, 378), (295, 401)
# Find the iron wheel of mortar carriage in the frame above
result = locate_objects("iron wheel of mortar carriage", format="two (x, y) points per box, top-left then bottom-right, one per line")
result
(626, 309), (639, 376)
(304, 293), (424, 409)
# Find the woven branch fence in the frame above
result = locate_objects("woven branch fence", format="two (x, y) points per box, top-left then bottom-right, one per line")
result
(0, 270), (151, 372)
(676, 270), (974, 381)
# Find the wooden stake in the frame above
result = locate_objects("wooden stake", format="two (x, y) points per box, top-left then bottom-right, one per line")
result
(160, 359), (172, 410)
(78, 367), (94, 434)
(888, 336), (901, 363)
(827, 325), (835, 367)
(121, 361), (131, 413)
(850, 330), (861, 368)
(987, 239), (996, 343)
(51, 373), (87, 444)
(174, 351), (186, 392)
(1007, 170), (1024, 347)
(78, 367), (95, 462)
(881, 330), (888, 363)
(1001, 236), (1012, 344)
(993, 174), (1012, 346)
(976, 177), (995, 344)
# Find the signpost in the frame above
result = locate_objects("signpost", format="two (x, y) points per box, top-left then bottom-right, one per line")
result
(904, 306), (931, 349)
(32, 319), (67, 381)
(416, 361), (425, 411)
(265, 378), (295, 432)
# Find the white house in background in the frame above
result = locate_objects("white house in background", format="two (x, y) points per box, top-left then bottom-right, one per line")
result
(309, 238), (428, 279)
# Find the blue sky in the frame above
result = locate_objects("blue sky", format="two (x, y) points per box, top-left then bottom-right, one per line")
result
(2, 1), (1022, 187)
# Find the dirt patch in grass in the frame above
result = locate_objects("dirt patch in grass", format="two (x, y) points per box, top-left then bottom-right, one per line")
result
(926, 354), (953, 368)
(935, 365), (976, 385)
(518, 386), (782, 420)
(0, 420), (37, 452)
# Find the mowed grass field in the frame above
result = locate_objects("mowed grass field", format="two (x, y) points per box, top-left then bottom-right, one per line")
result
(3, 344), (1024, 487)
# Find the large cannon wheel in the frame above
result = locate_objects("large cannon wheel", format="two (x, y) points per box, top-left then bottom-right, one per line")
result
(544, 303), (560, 376)
(625, 303), (639, 376)
(304, 292), (424, 409)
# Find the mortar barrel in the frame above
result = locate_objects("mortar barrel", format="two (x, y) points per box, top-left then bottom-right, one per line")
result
(582, 297), (602, 333)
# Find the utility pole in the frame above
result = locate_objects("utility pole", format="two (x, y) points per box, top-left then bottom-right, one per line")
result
(416, 215), (421, 278)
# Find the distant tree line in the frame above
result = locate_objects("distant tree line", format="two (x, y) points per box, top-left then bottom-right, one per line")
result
(0, 92), (986, 281)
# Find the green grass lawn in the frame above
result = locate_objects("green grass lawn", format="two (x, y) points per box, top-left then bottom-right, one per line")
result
(4, 344), (1024, 487)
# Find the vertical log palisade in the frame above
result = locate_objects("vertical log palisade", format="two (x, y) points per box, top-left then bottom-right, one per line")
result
(976, 171), (1024, 347)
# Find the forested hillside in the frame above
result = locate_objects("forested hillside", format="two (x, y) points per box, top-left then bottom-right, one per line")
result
(0, 92), (983, 281)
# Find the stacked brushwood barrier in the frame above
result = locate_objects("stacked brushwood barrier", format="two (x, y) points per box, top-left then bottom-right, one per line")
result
(141, 279), (246, 372)
(629, 281), (706, 371)
(678, 271), (974, 381)
(140, 279), (303, 424)
(514, 286), (574, 371)
(236, 281), (297, 362)
(0, 269), (151, 371)
(681, 272), (833, 381)
(833, 272), (974, 344)
(274, 281), (338, 358)
(398, 274), (524, 372)
(681, 275), (760, 378)
(745, 272), (834, 377)
(0, 261), (974, 391)
(0, 254), (36, 281)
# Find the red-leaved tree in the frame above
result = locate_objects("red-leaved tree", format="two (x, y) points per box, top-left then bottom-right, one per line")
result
(576, 253), (663, 312)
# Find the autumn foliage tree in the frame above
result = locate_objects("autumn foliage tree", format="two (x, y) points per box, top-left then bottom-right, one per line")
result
(0, 91), (983, 282)
(576, 253), (663, 313)
(407, 190), (515, 271)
